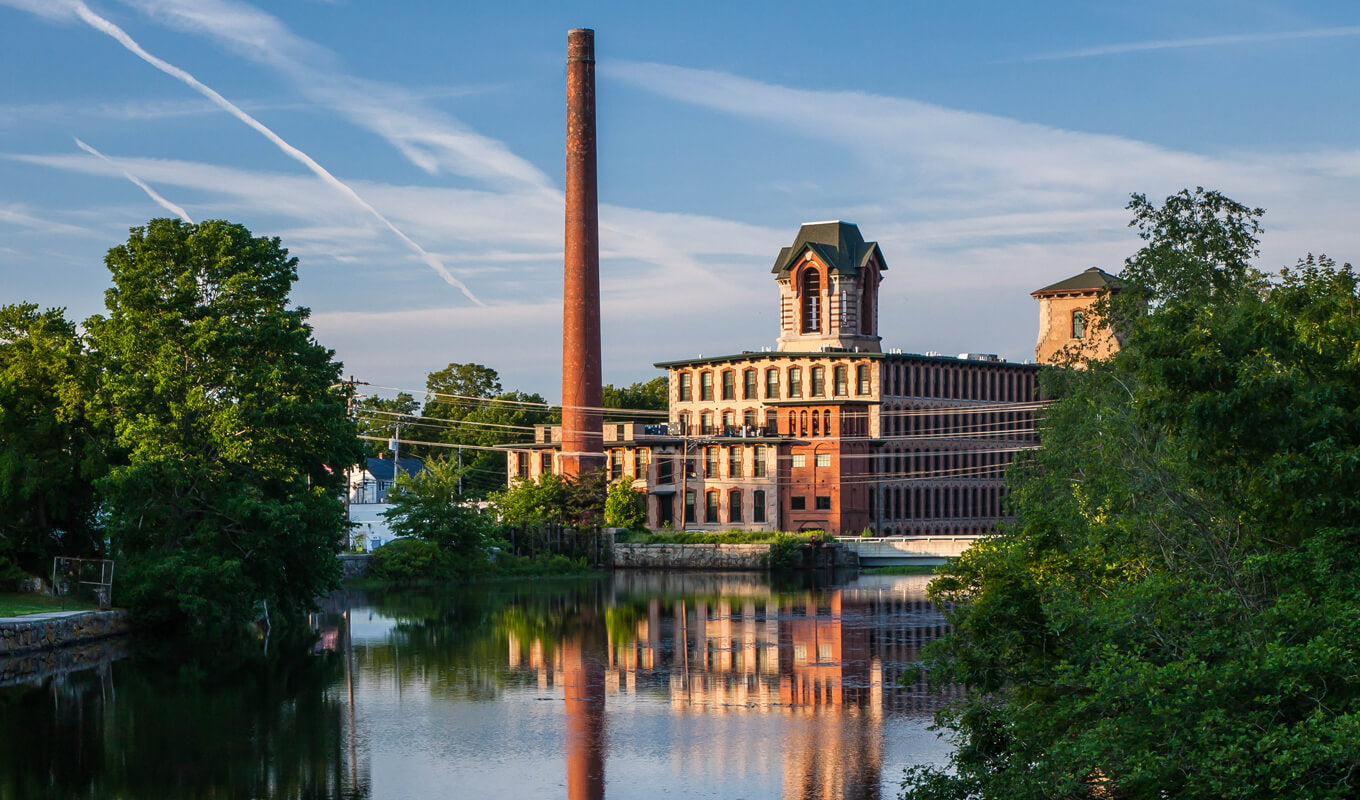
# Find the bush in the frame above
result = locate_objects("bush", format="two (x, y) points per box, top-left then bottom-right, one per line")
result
(369, 538), (457, 583)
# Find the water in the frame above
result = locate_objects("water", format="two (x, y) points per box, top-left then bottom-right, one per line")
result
(0, 571), (955, 799)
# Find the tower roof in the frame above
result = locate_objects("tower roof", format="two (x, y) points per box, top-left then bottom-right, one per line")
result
(1031, 266), (1124, 297)
(771, 220), (886, 276)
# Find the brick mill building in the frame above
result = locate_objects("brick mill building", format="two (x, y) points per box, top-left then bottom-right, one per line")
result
(507, 221), (1050, 536)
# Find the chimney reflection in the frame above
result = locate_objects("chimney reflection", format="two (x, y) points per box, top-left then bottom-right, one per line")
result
(562, 635), (607, 800)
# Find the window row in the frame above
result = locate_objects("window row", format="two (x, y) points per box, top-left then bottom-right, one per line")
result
(881, 362), (1036, 401)
(678, 364), (873, 402)
(677, 408), (779, 437)
(880, 408), (1035, 439)
(876, 448), (1012, 480)
(879, 484), (1009, 521)
(682, 489), (769, 525)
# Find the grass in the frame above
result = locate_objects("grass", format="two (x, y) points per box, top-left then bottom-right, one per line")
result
(0, 593), (95, 617)
(862, 564), (940, 576)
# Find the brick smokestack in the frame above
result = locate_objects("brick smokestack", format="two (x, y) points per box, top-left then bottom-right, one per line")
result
(561, 28), (604, 475)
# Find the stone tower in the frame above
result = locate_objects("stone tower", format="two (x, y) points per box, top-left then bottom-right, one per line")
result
(1031, 266), (1125, 364)
(771, 221), (886, 353)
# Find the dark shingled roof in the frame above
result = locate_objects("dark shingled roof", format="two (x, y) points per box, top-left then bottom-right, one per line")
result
(1031, 267), (1125, 296)
(771, 221), (886, 276)
(364, 456), (425, 482)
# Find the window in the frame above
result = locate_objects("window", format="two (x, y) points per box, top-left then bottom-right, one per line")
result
(787, 411), (796, 436)
(834, 365), (848, 396)
(766, 409), (778, 433)
(540, 452), (553, 474)
(658, 456), (674, 484)
(801, 268), (822, 332)
(701, 411), (714, 435)
(685, 450), (696, 478)
(788, 367), (802, 397)
(812, 412), (820, 437)
(765, 368), (780, 399)
(722, 410), (735, 432)
(753, 490), (767, 523)
(706, 491), (719, 522)
(679, 412), (691, 435)
(815, 496), (831, 510)
(728, 445), (743, 477)
(721, 370), (735, 400)
(729, 489), (743, 522)
(610, 449), (623, 481)
(743, 369), (757, 399)
(634, 448), (648, 479)
(815, 453), (831, 468)
(706, 447), (719, 478)
(800, 411), (808, 436)
(700, 371), (714, 401)
(685, 490), (696, 523)
(1072, 309), (1085, 339)
(679, 372), (692, 401)
(517, 451), (529, 476)
(753, 445), (767, 478)
(792, 454), (806, 468)
(791, 496), (806, 510)
(743, 409), (757, 429)
(823, 410), (831, 436)
(811, 366), (825, 396)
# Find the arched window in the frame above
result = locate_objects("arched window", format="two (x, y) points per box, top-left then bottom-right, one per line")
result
(860, 273), (874, 335)
(788, 411), (796, 435)
(812, 412), (820, 437)
(705, 491), (719, 523)
(801, 268), (822, 333)
(1072, 309), (1085, 339)
(729, 489), (743, 523)
(823, 410), (831, 436)
(800, 411), (809, 437)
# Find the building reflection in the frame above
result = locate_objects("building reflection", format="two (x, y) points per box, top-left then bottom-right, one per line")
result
(503, 577), (956, 800)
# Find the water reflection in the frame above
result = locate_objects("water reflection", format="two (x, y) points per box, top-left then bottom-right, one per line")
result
(0, 572), (953, 800)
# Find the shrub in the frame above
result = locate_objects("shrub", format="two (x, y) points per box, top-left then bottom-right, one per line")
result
(369, 538), (456, 583)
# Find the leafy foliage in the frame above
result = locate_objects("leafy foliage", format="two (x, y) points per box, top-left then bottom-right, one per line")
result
(415, 362), (553, 498)
(0, 304), (106, 583)
(491, 469), (609, 528)
(90, 219), (362, 639)
(354, 392), (418, 457)
(903, 193), (1360, 799)
(603, 477), (646, 529)
(602, 377), (667, 416)
(382, 455), (496, 558)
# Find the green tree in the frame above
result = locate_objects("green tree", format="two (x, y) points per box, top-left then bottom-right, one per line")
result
(491, 472), (572, 527)
(0, 303), (106, 582)
(382, 455), (496, 559)
(418, 362), (552, 498)
(903, 193), (1360, 800)
(90, 219), (362, 639)
(603, 477), (646, 529)
(354, 392), (419, 457)
(602, 377), (668, 416)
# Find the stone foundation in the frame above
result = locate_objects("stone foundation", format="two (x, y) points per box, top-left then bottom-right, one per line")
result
(338, 554), (371, 578)
(0, 610), (132, 657)
(614, 543), (774, 570)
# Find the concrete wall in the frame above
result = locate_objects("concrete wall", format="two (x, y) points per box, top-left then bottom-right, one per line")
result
(0, 610), (131, 657)
(614, 543), (775, 570)
(337, 553), (371, 578)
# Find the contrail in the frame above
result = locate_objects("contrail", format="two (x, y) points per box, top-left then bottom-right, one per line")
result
(64, 0), (485, 306)
(75, 137), (193, 222)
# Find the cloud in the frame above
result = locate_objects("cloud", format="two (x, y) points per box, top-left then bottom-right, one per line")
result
(74, 137), (193, 222)
(116, 0), (553, 191)
(24, 0), (486, 306)
(1012, 26), (1360, 62)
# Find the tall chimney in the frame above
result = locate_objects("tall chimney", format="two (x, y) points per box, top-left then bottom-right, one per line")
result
(561, 28), (603, 475)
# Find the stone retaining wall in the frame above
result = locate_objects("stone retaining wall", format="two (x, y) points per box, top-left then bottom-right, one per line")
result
(0, 610), (132, 657)
(338, 553), (371, 578)
(613, 543), (775, 570)
(0, 635), (130, 688)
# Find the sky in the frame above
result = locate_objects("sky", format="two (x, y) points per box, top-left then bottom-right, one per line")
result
(3, 0), (1360, 402)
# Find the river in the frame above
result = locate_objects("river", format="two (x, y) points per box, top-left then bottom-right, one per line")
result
(0, 571), (954, 799)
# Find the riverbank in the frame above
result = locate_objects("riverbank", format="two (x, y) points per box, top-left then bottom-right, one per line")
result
(0, 609), (131, 657)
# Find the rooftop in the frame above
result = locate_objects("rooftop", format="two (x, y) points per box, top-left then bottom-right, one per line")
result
(770, 220), (886, 277)
(1031, 266), (1125, 296)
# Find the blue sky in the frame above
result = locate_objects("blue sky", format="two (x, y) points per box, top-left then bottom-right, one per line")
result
(3, 0), (1359, 401)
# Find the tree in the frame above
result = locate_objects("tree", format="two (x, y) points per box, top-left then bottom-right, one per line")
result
(602, 377), (668, 416)
(382, 455), (495, 559)
(0, 304), (106, 583)
(904, 193), (1360, 800)
(417, 362), (553, 498)
(90, 219), (362, 639)
(603, 477), (646, 529)
(354, 392), (419, 457)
